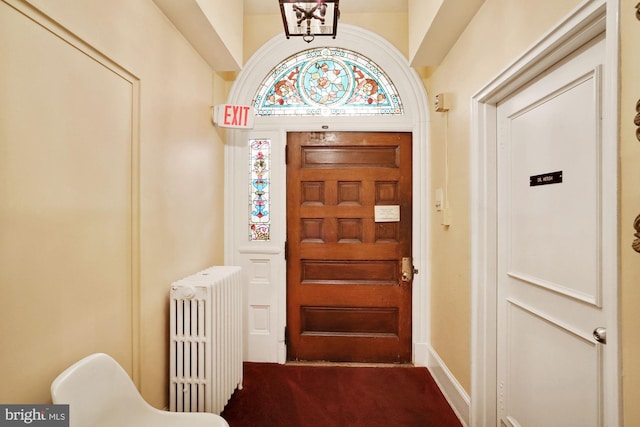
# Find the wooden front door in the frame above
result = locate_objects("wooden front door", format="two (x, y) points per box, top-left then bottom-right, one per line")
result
(286, 131), (412, 363)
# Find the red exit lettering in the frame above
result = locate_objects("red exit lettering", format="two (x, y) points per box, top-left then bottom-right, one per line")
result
(216, 104), (254, 128)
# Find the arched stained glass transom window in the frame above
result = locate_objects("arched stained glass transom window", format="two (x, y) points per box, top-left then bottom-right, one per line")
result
(253, 47), (403, 116)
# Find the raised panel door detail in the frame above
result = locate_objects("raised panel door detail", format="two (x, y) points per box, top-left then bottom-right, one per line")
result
(300, 307), (399, 337)
(375, 181), (400, 204)
(250, 305), (271, 334)
(300, 260), (398, 285)
(301, 146), (399, 168)
(337, 181), (362, 205)
(300, 218), (325, 243)
(301, 181), (325, 206)
(337, 218), (363, 243)
(507, 70), (601, 304)
(503, 301), (598, 427)
(375, 222), (400, 243)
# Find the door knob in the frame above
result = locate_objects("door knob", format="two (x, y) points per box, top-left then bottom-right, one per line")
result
(593, 327), (607, 344)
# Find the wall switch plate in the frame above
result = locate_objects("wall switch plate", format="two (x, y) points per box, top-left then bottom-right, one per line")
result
(435, 188), (443, 211)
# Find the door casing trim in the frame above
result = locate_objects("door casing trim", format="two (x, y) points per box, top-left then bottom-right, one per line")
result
(224, 24), (431, 366)
(469, 1), (620, 425)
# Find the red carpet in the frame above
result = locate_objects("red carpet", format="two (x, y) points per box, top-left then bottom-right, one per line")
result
(221, 362), (463, 427)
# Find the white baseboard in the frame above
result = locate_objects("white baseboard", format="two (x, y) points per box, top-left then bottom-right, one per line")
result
(417, 344), (470, 427)
(413, 342), (430, 366)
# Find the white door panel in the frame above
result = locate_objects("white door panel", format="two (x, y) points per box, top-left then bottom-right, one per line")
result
(507, 68), (601, 304)
(497, 36), (607, 427)
(503, 300), (600, 427)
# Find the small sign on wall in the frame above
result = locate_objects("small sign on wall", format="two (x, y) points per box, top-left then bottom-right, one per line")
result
(213, 104), (255, 128)
(374, 205), (400, 222)
(530, 171), (563, 187)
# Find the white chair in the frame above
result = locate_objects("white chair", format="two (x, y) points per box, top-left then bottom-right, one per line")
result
(51, 353), (229, 427)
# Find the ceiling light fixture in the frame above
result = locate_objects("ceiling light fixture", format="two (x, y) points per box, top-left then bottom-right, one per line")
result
(278, 0), (340, 43)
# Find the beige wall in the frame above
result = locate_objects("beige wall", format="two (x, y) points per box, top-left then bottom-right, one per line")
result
(243, 14), (282, 64)
(197, 0), (243, 67)
(427, 1), (640, 424)
(424, 0), (582, 393)
(620, 0), (640, 425)
(0, 0), (225, 408)
(408, 0), (442, 61)
(243, 11), (408, 65)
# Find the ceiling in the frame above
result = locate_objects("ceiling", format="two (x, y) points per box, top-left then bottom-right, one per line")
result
(243, 0), (409, 15)
(154, 0), (480, 71)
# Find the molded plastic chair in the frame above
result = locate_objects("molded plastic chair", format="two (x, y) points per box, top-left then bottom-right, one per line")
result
(51, 353), (229, 427)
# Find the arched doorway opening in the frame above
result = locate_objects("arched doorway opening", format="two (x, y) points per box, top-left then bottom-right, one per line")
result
(224, 24), (431, 365)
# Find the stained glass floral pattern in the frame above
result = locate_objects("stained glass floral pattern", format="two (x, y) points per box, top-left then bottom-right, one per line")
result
(249, 139), (270, 241)
(253, 47), (403, 116)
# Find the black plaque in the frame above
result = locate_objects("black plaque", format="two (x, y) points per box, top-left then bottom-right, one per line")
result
(530, 171), (563, 187)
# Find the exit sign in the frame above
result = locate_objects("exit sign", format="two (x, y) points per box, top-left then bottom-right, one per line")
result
(213, 104), (255, 129)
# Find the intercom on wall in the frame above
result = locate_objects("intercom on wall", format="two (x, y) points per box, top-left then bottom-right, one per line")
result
(434, 93), (449, 112)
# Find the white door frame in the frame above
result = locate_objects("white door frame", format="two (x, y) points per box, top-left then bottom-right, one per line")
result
(224, 24), (431, 367)
(469, 1), (620, 426)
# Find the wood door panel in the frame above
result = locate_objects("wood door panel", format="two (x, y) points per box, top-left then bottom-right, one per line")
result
(298, 217), (400, 244)
(300, 260), (399, 285)
(299, 205), (373, 217)
(336, 181), (363, 204)
(287, 131), (412, 363)
(301, 146), (400, 168)
(296, 335), (407, 362)
(376, 222), (401, 242)
(297, 286), (405, 306)
(301, 307), (399, 336)
(298, 169), (401, 181)
(299, 244), (399, 260)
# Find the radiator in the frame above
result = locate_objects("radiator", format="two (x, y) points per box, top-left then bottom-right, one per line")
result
(169, 266), (243, 415)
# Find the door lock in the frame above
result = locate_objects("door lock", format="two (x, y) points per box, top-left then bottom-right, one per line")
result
(401, 257), (418, 282)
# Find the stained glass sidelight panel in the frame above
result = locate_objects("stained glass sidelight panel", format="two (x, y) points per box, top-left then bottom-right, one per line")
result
(249, 139), (271, 241)
(253, 47), (403, 116)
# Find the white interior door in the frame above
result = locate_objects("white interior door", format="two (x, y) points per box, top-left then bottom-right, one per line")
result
(497, 34), (614, 427)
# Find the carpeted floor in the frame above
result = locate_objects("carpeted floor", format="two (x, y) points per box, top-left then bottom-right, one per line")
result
(221, 362), (463, 427)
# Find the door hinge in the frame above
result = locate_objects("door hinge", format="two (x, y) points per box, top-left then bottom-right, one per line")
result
(285, 145), (288, 164)
(284, 325), (289, 346)
(284, 241), (288, 260)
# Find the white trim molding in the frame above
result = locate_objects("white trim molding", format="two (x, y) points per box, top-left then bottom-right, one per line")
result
(469, 1), (620, 426)
(426, 346), (470, 427)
